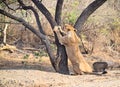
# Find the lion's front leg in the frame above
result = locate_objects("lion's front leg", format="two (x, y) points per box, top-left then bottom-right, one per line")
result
(54, 26), (65, 45)
(58, 26), (67, 35)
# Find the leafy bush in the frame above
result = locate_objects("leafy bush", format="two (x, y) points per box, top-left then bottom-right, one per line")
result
(23, 54), (29, 59)
(33, 50), (48, 58)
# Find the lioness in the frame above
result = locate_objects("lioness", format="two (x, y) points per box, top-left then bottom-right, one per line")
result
(54, 24), (92, 75)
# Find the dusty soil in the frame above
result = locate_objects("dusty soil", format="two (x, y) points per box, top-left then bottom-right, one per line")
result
(0, 70), (120, 87)
(0, 51), (120, 87)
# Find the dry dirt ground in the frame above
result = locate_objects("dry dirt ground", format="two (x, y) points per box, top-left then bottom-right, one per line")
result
(0, 51), (120, 87)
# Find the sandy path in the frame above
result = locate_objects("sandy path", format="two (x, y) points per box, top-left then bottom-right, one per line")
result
(0, 70), (120, 87)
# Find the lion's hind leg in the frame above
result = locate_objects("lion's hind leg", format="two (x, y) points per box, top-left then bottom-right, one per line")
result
(72, 63), (84, 75)
(80, 62), (93, 73)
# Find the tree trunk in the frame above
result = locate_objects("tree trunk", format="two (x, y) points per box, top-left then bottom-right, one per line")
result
(55, 42), (69, 74)
(55, 0), (69, 74)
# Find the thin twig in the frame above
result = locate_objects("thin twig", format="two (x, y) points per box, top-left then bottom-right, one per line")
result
(2, 0), (16, 11)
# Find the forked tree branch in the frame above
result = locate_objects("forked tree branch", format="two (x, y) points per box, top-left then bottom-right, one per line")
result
(31, 0), (62, 45)
(31, 0), (57, 28)
(17, 0), (45, 34)
(31, 0), (69, 74)
(74, 0), (107, 33)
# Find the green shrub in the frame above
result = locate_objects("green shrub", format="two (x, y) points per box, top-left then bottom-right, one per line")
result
(67, 11), (78, 25)
(33, 50), (48, 58)
(23, 54), (29, 59)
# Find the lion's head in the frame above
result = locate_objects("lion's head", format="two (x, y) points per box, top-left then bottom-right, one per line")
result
(63, 24), (77, 32)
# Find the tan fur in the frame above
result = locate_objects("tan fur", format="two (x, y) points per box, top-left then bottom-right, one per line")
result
(54, 24), (92, 75)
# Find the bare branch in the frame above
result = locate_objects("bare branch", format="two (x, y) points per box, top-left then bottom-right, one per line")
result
(2, 0), (16, 11)
(0, 9), (38, 36)
(55, 0), (64, 25)
(17, 0), (45, 34)
(74, 0), (107, 33)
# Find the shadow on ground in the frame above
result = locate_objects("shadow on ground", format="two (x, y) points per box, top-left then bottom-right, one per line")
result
(0, 56), (55, 73)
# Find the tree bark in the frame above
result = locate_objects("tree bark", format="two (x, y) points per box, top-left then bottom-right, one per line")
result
(74, 0), (107, 33)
